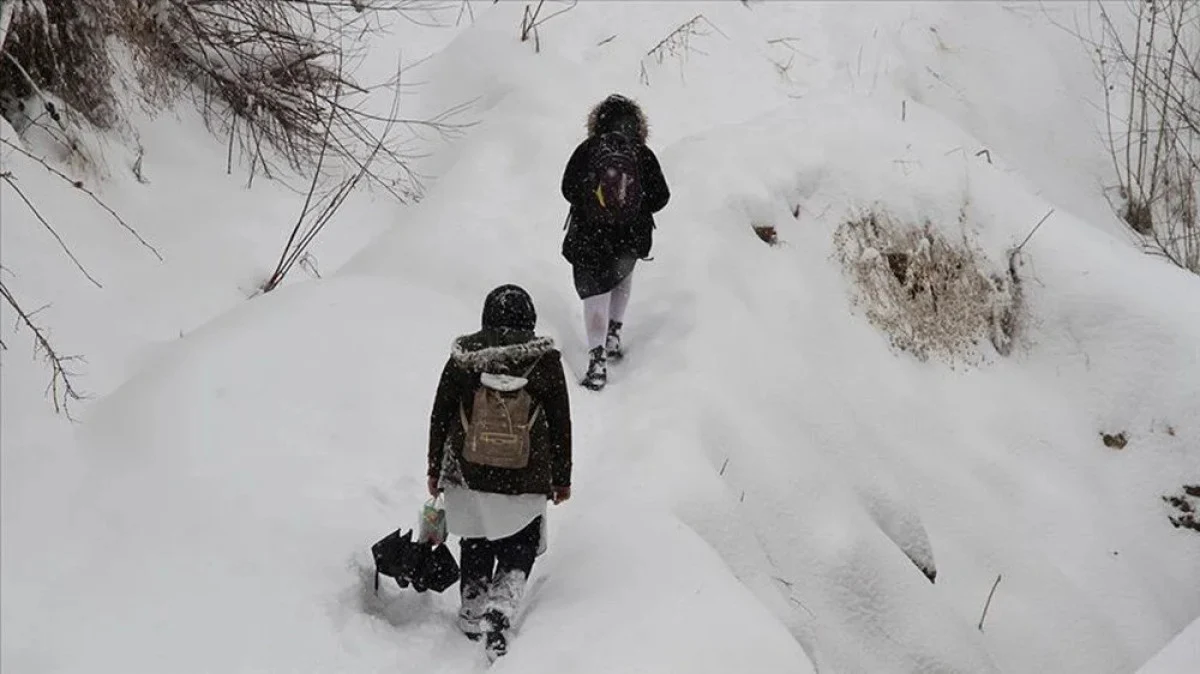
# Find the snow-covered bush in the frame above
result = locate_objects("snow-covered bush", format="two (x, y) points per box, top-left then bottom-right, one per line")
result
(834, 207), (1021, 363)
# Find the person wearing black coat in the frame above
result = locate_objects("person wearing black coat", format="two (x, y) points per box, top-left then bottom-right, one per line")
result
(427, 285), (572, 660)
(560, 94), (670, 390)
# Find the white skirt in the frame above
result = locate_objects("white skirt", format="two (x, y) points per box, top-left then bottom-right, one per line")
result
(443, 485), (548, 543)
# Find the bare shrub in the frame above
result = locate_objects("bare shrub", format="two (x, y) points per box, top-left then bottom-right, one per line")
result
(1092, 0), (1200, 273)
(834, 208), (1020, 363)
(0, 0), (121, 170)
(116, 1), (470, 198)
(0, 0), (118, 130)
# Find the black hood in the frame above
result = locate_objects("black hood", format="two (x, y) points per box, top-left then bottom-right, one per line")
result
(587, 94), (648, 143)
(481, 284), (536, 331)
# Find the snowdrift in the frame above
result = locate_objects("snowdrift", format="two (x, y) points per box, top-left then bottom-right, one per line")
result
(3, 277), (811, 672)
(1135, 616), (1200, 674)
(4, 2), (1198, 674)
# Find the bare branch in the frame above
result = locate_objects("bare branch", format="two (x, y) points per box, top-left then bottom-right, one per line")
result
(977, 574), (1003, 632)
(1014, 208), (1056, 255)
(520, 0), (577, 51)
(0, 280), (87, 417)
(0, 171), (102, 288)
(0, 137), (163, 261)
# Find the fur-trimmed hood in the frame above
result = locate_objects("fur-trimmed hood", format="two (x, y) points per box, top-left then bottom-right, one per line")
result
(587, 94), (648, 143)
(450, 333), (556, 373)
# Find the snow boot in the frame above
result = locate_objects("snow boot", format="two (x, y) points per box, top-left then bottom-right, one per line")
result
(459, 615), (483, 641)
(458, 581), (486, 641)
(605, 320), (624, 361)
(483, 609), (509, 662)
(581, 346), (607, 390)
(458, 607), (484, 641)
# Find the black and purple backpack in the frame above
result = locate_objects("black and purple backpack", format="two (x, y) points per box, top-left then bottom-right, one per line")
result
(585, 131), (644, 225)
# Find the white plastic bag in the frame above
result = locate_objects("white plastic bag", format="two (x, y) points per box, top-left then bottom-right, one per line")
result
(417, 495), (447, 546)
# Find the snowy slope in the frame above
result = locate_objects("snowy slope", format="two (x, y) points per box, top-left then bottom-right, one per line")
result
(1136, 616), (1200, 674)
(3, 2), (1199, 674)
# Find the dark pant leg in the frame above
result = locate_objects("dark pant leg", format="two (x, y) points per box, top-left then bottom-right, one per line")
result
(459, 536), (495, 617)
(485, 517), (544, 630)
(493, 516), (542, 579)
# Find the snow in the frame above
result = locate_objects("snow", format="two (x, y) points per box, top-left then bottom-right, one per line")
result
(1136, 616), (1200, 674)
(4, 2), (1199, 673)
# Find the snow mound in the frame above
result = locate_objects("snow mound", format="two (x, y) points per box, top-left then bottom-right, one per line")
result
(2, 277), (813, 673)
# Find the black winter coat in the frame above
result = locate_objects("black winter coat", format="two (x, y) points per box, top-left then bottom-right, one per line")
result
(428, 329), (572, 496)
(560, 137), (670, 268)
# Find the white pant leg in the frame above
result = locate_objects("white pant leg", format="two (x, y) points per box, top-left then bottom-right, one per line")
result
(608, 271), (634, 325)
(583, 292), (611, 351)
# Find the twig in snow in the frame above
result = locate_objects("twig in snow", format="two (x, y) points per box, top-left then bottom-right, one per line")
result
(767, 37), (819, 63)
(1013, 208), (1056, 256)
(456, 0), (475, 27)
(132, 144), (150, 184)
(0, 279), (87, 418)
(772, 576), (816, 618)
(0, 171), (101, 288)
(642, 14), (727, 85)
(647, 14), (728, 59)
(520, 0), (577, 53)
(977, 574), (1002, 631)
(0, 137), (162, 261)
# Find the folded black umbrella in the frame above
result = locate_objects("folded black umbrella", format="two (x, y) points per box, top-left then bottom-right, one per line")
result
(415, 542), (460, 593)
(372, 528), (418, 591)
(371, 528), (459, 594)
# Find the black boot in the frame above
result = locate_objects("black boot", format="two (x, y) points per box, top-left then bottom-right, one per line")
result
(606, 320), (624, 361)
(581, 346), (607, 390)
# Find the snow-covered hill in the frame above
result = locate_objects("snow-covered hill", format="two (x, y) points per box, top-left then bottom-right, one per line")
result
(3, 2), (1198, 673)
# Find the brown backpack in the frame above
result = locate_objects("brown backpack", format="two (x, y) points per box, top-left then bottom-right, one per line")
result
(459, 361), (542, 470)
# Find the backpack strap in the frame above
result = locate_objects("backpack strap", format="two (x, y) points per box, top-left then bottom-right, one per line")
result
(520, 354), (546, 425)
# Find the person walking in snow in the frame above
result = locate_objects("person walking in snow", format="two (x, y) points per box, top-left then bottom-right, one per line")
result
(427, 284), (572, 662)
(561, 93), (670, 390)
